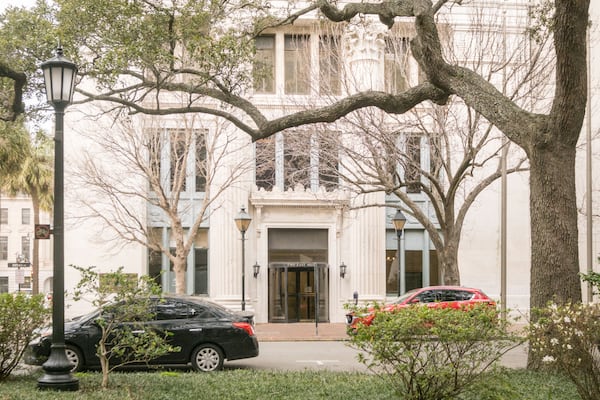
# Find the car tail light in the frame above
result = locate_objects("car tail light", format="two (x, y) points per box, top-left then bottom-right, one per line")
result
(233, 322), (255, 337)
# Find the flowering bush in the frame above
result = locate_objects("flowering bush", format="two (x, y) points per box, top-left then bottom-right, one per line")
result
(347, 303), (521, 400)
(529, 301), (600, 400)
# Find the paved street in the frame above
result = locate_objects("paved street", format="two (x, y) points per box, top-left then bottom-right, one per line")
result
(226, 340), (528, 372)
(226, 341), (369, 372)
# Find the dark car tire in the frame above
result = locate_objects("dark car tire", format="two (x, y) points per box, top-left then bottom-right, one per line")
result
(191, 344), (224, 372)
(65, 344), (84, 372)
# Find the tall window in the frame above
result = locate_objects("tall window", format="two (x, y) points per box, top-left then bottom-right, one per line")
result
(0, 237), (7, 260)
(255, 132), (338, 192)
(194, 248), (208, 295)
(405, 135), (421, 193)
(147, 228), (208, 295)
(0, 277), (8, 293)
(385, 37), (410, 94)
(317, 134), (339, 191)
(429, 134), (443, 182)
(285, 35), (311, 94)
(319, 35), (341, 95)
(405, 250), (423, 291)
(284, 131), (311, 190)
(0, 208), (7, 225)
(253, 35), (276, 93)
(255, 136), (276, 191)
(148, 129), (206, 193)
(193, 229), (209, 295)
(148, 249), (162, 288)
(254, 32), (341, 96)
(21, 208), (31, 225)
(21, 236), (30, 261)
(148, 129), (162, 187)
(386, 234), (439, 296)
(386, 248), (398, 295)
(195, 131), (207, 192)
(169, 129), (189, 192)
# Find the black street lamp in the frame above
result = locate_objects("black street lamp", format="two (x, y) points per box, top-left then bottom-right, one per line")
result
(392, 209), (407, 296)
(234, 207), (252, 311)
(37, 47), (79, 391)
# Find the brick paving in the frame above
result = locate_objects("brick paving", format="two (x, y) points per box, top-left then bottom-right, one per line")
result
(255, 322), (348, 342)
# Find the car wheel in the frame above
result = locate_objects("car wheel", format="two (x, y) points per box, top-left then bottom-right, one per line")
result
(191, 344), (224, 372)
(65, 345), (83, 372)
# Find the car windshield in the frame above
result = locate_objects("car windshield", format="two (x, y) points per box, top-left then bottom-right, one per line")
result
(188, 299), (237, 317)
(390, 289), (420, 304)
(67, 308), (101, 323)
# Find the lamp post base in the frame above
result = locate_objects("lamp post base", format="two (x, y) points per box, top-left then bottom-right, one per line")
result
(37, 377), (79, 391)
(37, 346), (79, 391)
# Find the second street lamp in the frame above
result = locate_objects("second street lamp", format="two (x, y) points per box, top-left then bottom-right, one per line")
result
(37, 47), (79, 391)
(392, 209), (407, 296)
(234, 207), (252, 311)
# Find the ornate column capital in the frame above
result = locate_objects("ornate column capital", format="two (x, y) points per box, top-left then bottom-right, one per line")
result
(344, 22), (387, 63)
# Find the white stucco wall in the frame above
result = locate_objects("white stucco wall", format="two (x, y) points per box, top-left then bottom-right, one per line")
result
(47, 0), (599, 323)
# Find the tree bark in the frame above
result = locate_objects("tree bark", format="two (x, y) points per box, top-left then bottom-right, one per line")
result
(439, 242), (460, 286)
(528, 143), (581, 309)
(173, 257), (187, 295)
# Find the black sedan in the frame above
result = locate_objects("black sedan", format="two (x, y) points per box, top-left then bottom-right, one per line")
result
(24, 296), (259, 372)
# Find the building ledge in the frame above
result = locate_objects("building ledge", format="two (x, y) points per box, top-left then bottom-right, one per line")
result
(250, 184), (350, 209)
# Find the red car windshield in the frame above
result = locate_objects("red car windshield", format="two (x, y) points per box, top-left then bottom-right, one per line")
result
(390, 289), (420, 305)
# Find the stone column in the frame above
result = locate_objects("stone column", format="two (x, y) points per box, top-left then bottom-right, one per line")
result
(342, 20), (388, 302)
(344, 21), (386, 93)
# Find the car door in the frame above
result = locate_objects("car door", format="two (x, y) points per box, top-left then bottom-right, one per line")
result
(66, 315), (103, 368)
(149, 299), (223, 365)
(438, 289), (471, 309)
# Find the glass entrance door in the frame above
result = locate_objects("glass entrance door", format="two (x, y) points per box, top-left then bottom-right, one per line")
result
(268, 263), (329, 322)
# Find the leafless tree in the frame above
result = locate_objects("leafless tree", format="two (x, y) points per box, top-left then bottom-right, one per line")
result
(280, 9), (549, 286)
(41, 0), (588, 314)
(70, 111), (253, 294)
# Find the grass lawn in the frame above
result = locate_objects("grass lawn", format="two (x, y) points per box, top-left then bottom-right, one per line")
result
(0, 368), (581, 400)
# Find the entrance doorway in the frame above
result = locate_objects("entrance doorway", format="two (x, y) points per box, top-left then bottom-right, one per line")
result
(267, 228), (329, 323)
(268, 263), (329, 322)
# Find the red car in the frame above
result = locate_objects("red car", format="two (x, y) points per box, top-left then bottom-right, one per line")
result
(346, 285), (496, 330)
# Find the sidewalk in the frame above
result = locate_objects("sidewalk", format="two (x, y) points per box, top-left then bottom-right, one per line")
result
(255, 322), (348, 341)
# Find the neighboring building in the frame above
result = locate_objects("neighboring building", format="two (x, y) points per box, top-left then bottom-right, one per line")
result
(0, 192), (53, 294)
(51, 0), (598, 322)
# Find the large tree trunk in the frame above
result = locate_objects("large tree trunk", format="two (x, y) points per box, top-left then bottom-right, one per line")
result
(529, 143), (582, 309)
(173, 257), (187, 295)
(439, 244), (460, 286)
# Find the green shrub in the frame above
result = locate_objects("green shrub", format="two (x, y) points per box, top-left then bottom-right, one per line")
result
(0, 293), (50, 380)
(347, 303), (522, 400)
(71, 265), (178, 389)
(580, 271), (600, 295)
